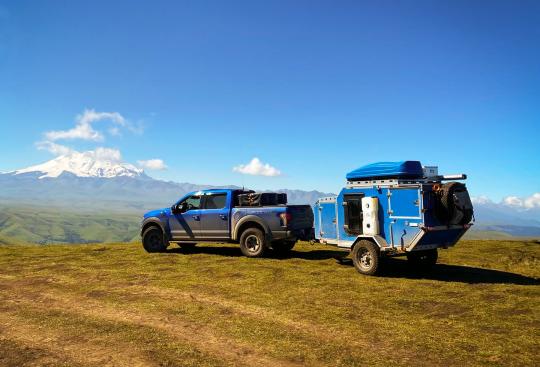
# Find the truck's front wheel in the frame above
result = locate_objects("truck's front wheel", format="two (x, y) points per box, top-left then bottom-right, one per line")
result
(142, 226), (168, 253)
(351, 240), (380, 275)
(239, 228), (266, 258)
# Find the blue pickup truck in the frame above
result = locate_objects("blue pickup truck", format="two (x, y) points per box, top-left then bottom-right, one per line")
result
(141, 189), (314, 257)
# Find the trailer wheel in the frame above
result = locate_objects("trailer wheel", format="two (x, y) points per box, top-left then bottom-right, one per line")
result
(239, 228), (266, 258)
(272, 240), (296, 255)
(142, 226), (168, 253)
(406, 249), (438, 268)
(351, 240), (380, 275)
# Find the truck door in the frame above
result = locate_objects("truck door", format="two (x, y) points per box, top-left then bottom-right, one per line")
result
(169, 194), (202, 240)
(199, 192), (230, 240)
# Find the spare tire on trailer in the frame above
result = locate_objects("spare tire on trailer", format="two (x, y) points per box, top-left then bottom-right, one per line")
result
(436, 182), (473, 225)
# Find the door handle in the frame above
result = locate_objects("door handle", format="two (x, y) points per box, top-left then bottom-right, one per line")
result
(192, 215), (200, 221)
(219, 214), (227, 220)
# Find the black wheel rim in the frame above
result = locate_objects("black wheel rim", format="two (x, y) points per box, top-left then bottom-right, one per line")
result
(245, 235), (261, 253)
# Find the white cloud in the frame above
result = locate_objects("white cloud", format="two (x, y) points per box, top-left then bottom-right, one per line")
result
(503, 196), (523, 207)
(44, 109), (127, 142)
(35, 141), (122, 165)
(137, 159), (167, 170)
(233, 157), (282, 177)
(108, 126), (121, 136)
(471, 196), (492, 205)
(94, 147), (122, 163)
(36, 141), (73, 156)
(501, 193), (540, 209)
(524, 193), (540, 209)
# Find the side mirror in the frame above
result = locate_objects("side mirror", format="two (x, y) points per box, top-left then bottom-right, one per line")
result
(172, 202), (188, 214)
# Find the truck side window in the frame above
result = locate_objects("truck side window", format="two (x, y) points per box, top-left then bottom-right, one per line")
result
(184, 195), (202, 211)
(203, 194), (227, 209)
(343, 194), (364, 234)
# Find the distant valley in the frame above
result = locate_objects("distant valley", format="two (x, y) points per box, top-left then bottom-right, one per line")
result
(0, 153), (539, 244)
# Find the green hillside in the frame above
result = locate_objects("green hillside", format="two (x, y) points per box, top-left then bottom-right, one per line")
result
(0, 206), (140, 244)
(0, 239), (538, 366)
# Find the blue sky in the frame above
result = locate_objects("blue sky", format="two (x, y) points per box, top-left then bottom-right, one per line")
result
(0, 0), (539, 201)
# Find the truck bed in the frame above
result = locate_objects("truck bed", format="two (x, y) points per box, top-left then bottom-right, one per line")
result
(232, 204), (313, 238)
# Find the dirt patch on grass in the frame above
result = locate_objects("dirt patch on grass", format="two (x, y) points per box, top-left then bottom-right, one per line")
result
(3, 284), (304, 367)
(0, 312), (152, 367)
(0, 338), (70, 367)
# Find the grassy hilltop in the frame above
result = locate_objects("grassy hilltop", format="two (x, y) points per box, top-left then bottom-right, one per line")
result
(0, 239), (539, 366)
(0, 206), (141, 244)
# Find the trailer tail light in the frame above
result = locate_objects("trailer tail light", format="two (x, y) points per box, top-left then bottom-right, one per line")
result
(280, 213), (292, 227)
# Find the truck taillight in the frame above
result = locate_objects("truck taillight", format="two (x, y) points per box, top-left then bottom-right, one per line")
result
(280, 213), (292, 227)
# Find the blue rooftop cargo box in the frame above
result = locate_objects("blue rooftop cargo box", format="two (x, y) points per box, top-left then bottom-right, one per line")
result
(346, 161), (424, 181)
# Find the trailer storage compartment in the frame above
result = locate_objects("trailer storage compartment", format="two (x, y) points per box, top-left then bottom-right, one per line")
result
(314, 197), (338, 243)
(361, 197), (379, 235)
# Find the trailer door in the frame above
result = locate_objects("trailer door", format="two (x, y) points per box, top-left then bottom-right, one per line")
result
(388, 188), (421, 219)
(343, 193), (365, 235)
(317, 199), (338, 242)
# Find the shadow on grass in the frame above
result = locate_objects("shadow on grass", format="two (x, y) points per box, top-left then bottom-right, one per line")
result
(346, 258), (539, 285)
(166, 244), (348, 261)
(165, 245), (539, 285)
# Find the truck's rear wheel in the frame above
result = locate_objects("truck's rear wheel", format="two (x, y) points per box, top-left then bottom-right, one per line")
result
(351, 240), (380, 275)
(239, 228), (266, 258)
(272, 240), (296, 255)
(406, 249), (438, 268)
(142, 226), (168, 253)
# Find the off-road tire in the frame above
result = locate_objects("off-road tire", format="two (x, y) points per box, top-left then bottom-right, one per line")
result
(406, 249), (438, 269)
(142, 226), (168, 253)
(239, 228), (266, 258)
(272, 240), (296, 255)
(351, 240), (380, 275)
(437, 182), (473, 225)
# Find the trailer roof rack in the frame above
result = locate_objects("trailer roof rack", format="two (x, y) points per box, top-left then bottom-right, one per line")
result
(345, 174), (467, 188)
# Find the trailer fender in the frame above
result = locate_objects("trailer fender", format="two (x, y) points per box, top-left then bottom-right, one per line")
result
(351, 235), (388, 250)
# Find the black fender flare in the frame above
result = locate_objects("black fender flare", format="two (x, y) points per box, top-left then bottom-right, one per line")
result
(232, 215), (272, 242)
(141, 218), (169, 241)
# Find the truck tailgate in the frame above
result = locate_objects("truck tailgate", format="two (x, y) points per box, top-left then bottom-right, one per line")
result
(287, 205), (314, 229)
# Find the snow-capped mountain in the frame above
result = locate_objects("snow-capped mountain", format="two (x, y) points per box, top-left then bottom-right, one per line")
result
(13, 151), (143, 179)
(0, 154), (333, 211)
